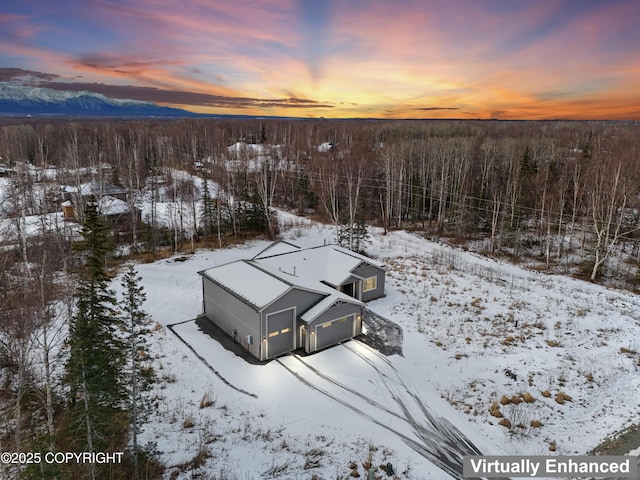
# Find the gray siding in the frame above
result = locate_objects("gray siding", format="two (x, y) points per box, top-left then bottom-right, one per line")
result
(262, 288), (324, 349)
(309, 301), (362, 330)
(352, 263), (385, 302)
(263, 288), (323, 317)
(202, 279), (262, 359)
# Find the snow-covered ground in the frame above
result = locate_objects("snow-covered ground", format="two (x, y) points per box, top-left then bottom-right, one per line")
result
(2, 158), (639, 477)
(110, 217), (640, 479)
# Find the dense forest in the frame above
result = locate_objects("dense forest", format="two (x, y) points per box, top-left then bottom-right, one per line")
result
(2, 118), (639, 277)
(0, 118), (639, 478)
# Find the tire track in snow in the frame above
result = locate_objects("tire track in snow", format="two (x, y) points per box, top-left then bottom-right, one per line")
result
(291, 353), (405, 422)
(345, 342), (490, 476)
(349, 342), (484, 453)
(168, 322), (258, 399)
(278, 344), (492, 480)
(276, 356), (471, 480)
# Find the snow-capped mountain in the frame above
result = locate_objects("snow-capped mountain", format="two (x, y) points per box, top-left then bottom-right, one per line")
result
(0, 83), (197, 117)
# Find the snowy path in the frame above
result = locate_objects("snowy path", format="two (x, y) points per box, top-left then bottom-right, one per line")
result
(278, 341), (495, 480)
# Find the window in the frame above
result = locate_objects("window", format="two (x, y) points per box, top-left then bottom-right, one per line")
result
(322, 322), (332, 328)
(363, 276), (377, 292)
(268, 331), (279, 338)
(337, 317), (348, 324)
(280, 328), (291, 334)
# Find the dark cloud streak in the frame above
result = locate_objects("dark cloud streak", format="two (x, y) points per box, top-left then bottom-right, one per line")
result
(0, 67), (61, 82)
(36, 80), (335, 109)
(0, 67), (334, 110)
(413, 107), (459, 111)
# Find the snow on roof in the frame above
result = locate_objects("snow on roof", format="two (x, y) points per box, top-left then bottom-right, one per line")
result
(200, 260), (291, 310)
(253, 240), (301, 259)
(317, 142), (333, 152)
(330, 244), (386, 269)
(255, 244), (384, 287)
(98, 195), (131, 216)
(252, 261), (341, 299)
(63, 181), (127, 197)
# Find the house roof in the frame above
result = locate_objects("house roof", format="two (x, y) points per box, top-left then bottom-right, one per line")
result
(252, 259), (364, 317)
(255, 244), (384, 287)
(98, 195), (131, 216)
(253, 240), (301, 259)
(63, 181), (127, 197)
(199, 260), (291, 310)
(200, 242), (377, 317)
(200, 242), (380, 320)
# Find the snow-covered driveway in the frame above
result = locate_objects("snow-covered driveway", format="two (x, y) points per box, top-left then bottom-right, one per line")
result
(277, 342), (487, 480)
(172, 317), (487, 479)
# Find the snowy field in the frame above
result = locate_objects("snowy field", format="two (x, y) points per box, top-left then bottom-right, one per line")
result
(109, 216), (640, 479)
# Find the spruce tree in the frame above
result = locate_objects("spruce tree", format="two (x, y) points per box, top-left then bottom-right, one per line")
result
(337, 215), (370, 254)
(242, 188), (269, 233)
(120, 265), (155, 474)
(65, 198), (125, 479)
(200, 177), (216, 240)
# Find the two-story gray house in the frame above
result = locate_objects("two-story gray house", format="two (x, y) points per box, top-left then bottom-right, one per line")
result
(198, 241), (385, 361)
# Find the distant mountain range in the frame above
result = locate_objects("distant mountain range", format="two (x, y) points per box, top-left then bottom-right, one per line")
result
(0, 84), (200, 117)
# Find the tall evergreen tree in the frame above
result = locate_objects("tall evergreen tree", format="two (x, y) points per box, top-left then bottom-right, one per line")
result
(200, 177), (216, 240)
(120, 265), (155, 475)
(240, 188), (270, 234)
(337, 215), (370, 254)
(65, 198), (125, 480)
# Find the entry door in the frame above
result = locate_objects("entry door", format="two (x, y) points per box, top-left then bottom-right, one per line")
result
(341, 282), (362, 301)
(265, 308), (295, 358)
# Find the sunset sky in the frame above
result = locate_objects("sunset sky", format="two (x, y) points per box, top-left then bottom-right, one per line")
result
(1, 0), (639, 119)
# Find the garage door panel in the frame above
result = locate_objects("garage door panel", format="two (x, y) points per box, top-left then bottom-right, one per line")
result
(266, 309), (294, 358)
(315, 315), (354, 350)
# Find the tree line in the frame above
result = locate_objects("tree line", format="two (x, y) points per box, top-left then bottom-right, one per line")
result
(0, 117), (639, 477)
(2, 117), (638, 279)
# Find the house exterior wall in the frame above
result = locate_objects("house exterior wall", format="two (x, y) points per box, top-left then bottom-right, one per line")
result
(352, 264), (385, 302)
(309, 301), (362, 329)
(202, 279), (262, 359)
(200, 246), (386, 361)
(262, 288), (324, 350)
